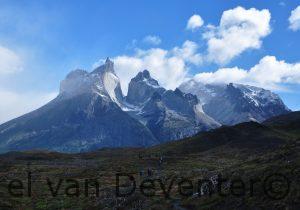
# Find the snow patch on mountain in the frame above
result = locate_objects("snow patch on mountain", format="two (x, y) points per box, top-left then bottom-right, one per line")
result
(179, 79), (290, 125)
(194, 104), (221, 127)
(233, 84), (282, 107)
(103, 71), (122, 106)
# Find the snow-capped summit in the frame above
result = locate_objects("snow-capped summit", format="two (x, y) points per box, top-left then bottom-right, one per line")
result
(126, 69), (165, 105)
(230, 83), (287, 108)
(132, 70), (160, 87)
(179, 79), (290, 125)
(92, 57), (115, 74)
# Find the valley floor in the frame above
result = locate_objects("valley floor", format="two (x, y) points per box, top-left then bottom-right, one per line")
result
(0, 141), (299, 210)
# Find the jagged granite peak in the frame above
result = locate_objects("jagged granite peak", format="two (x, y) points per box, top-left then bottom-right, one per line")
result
(0, 59), (161, 153)
(162, 89), (199, 117)
(5, 60), (292, 154)
(136, 88), (220, 142)
(0, 63), (221, 153)
(135, 69), (151, 79)
(60, 58), (124, 106)
(126, 70), (165, 105)
(133, 70), (157, 85)
(124, 71), (220, 143)
(179, 79), (291, 125)
(92, 57), (115, 74)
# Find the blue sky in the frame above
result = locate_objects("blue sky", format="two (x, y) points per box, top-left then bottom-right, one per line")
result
(0, 0), (299, 123)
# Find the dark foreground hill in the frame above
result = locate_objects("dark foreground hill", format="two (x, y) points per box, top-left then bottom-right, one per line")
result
(264, 111), (300, 137)
(0, 112), (299, 209)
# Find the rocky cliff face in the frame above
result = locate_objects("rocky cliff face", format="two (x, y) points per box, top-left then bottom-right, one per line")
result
(126, 70), (165, 105)
(126, 72), (220, 142)
(138, 89), (220, 142)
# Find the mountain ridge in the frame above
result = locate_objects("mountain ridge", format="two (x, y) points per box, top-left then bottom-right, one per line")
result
(0, 59), (291, 153)
(179, 79), (290, 125)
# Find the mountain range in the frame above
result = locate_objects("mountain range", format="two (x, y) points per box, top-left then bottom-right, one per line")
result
(0, 58), (290, 153)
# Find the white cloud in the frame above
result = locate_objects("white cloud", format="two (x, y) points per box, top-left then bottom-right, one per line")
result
(194, 55), (300, 90)
(186, 14), (204, 31)
(194, 67), (247, 84)
(0, 46), (23, 74)
(0, 43), (57, 124)
(204, 7), (271, 65)
(143, 35), (162, 45)
(289, 6), (300, 31)
(172, 40), (203, 65)
(114, 49), (185, 94)
(0, 90), (57, 124)
(110, 41), (201, 94)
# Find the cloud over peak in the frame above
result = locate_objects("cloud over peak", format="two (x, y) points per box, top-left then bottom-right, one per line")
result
(110, 40), (201, 94)
(194, 55), (300, 91)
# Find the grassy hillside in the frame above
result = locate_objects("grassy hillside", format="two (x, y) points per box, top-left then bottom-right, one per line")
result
(264, 111), (300, 138)
(0, 112), (299, 209)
